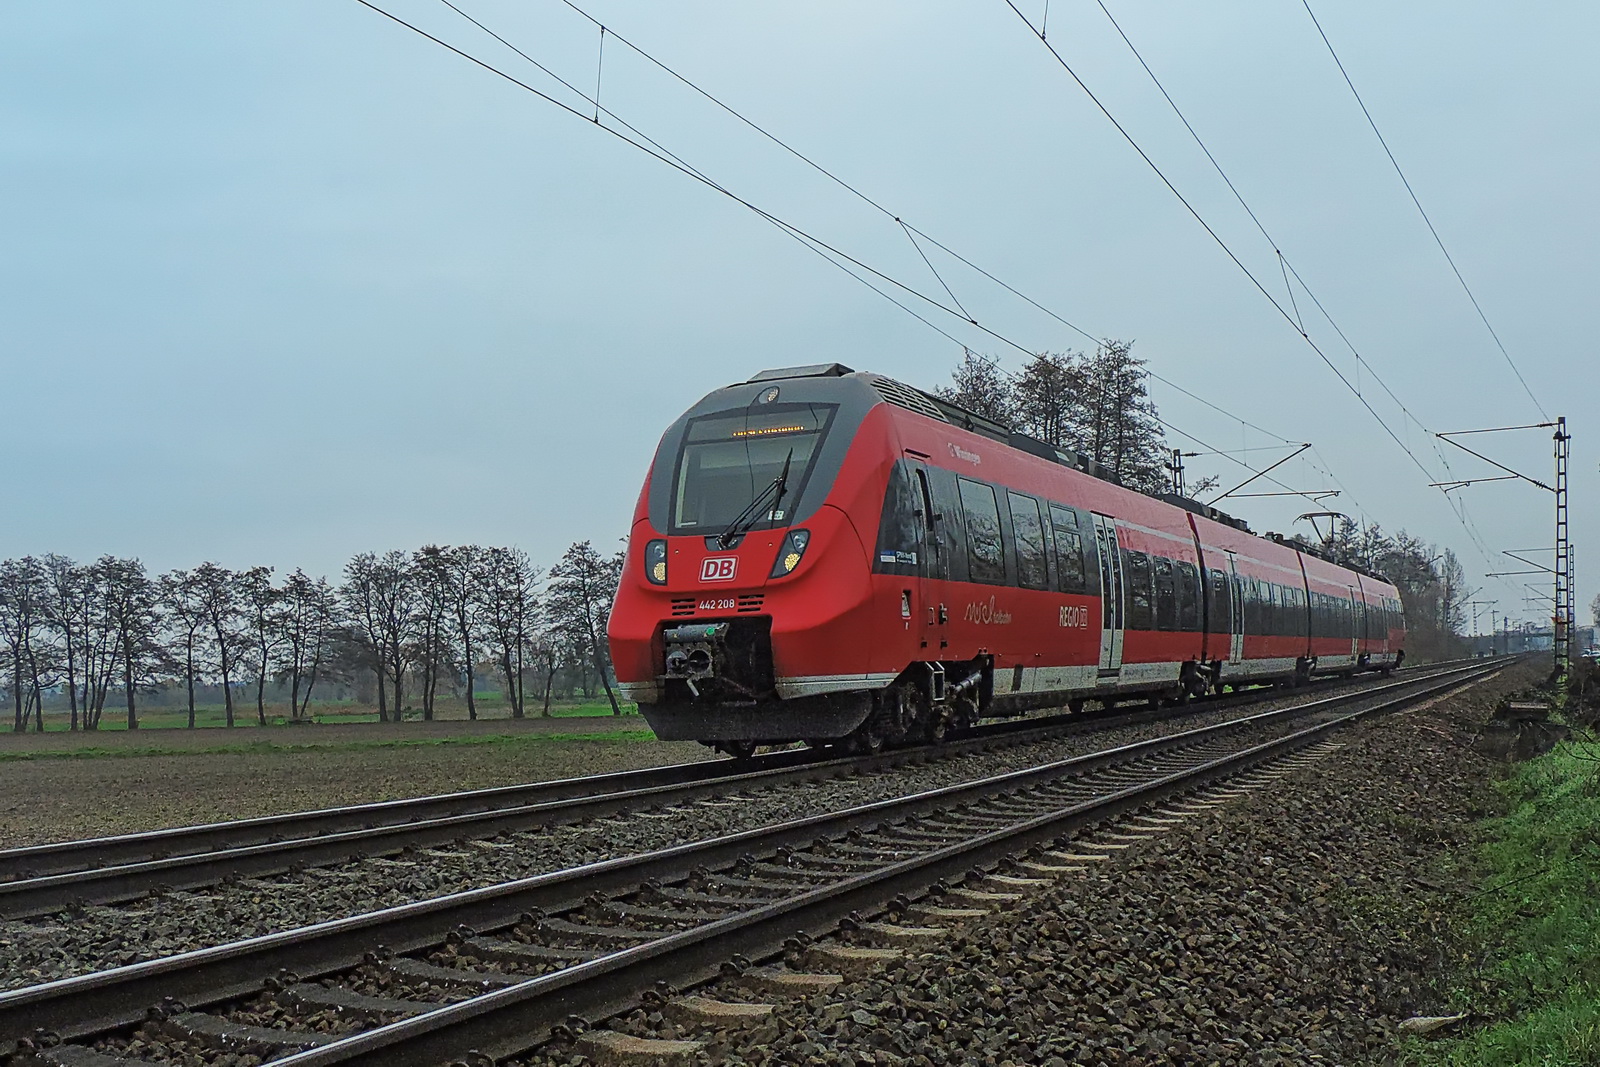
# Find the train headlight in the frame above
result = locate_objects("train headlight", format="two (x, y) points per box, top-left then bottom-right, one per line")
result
(645, 539), (668, 585)
(770, 528), (811, 578)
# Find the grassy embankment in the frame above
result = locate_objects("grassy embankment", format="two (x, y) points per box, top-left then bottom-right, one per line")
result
(1410, 709), (1600, 1064)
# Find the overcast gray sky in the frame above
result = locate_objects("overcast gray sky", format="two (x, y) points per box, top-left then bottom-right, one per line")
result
(4, 1), (1595, 632)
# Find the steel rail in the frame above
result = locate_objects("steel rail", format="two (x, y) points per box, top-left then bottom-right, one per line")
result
(280, 665), (1496, 1067)
(0, 660), (1496, 1054)
(0, 659), (1460, 882)
(0, 664), (1463, 917)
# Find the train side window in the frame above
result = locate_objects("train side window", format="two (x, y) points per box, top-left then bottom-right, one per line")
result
(1006, 492), (1049, 590)
(870, 461), (920, 576)
(1125, 550), (1153, 630)
(1208, 567), (1230, 633)
(1153, 557), (1176, 631)
(1048, 505), (1086, 594)
(1177, 561), (1201, 631)
(957, 478), (1006, 585)
(925, 468), (968, 583)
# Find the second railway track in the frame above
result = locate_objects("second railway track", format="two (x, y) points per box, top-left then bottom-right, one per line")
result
(0, 660), (1502, 1066)
(0, 663), (1466, 920)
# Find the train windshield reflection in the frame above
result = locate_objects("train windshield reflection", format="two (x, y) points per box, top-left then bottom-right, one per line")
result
(670, 404), (836, 536)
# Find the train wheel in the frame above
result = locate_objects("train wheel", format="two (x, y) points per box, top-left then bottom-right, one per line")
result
(852, 726), (885, 756)
(950, 690), (981, 735)
(923, 704), (951, 745)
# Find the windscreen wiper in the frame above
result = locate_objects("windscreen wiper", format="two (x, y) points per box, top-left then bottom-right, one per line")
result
(716, 450), (793, 549)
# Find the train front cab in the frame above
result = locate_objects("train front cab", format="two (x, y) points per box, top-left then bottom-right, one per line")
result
(608, 370), (912, 748)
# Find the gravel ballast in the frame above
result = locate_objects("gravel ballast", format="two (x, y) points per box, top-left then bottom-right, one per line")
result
(0, 678), (1419, 991)
(526, 660), (1532, 1067)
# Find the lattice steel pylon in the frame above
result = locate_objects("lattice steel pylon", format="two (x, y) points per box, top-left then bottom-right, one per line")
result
(1554, 416), (1571, 672)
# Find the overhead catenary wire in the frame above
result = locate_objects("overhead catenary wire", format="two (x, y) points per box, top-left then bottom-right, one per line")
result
(552, 0), (1359, 497)
(556, 0), (1103, 348)
(396, 0), (1352, 511)
(1089, 0), (1510, 581)
(1300, 0), (1549, 422)
(358, 0), (1041, 366)
(357, 4), (1528, 611)
(1008, 1), (1522, 594)
(1001, 0), (1439, 491)
(375, 0), (1449, 560)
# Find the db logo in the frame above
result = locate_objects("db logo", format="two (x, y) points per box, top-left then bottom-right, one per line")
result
(699, 557), (738, 583)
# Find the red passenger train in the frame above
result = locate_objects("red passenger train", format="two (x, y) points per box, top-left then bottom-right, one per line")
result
(607, 364), (1405, 755)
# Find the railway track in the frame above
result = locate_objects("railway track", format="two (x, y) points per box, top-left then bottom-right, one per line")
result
(0, 663), (1467, 919)
(0, 659), (1501, 1067)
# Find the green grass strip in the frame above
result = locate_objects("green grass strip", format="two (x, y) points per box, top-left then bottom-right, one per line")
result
(1406, 742), (1600, 1066)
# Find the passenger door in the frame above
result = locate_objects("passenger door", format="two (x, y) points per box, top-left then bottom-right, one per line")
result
(1091, 514), (1125, 674)
(1347, 587), (1360, 658)
(1227, 555), (1245, 664)
(906, 456), (949, 652)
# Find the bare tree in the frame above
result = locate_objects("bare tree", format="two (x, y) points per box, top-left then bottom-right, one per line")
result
(341, 553), (390, 722)
(41, 554), (86, 730)
(76, 565), (122, 731)
(476, 547), (540, 719)
(446, 544), (485, 721)
(1078, 340), (1168, 493)
(341, 551), (416, 720)
(12, 558), (137, 733)
(940, 343), (1169, 494)
(530, 629), (560, 717)
(276, 569), (335, 721)
(410, 546), (455, 722)
(1012, 351), (1084, 451)
(160, 569), (210, 728)
(191, 562), (244, 727)
(546, 540), (623, 715)
(935, 350), (1016, 424)
(237, 566), (285, 726)
(0, 558), (51, 732)
(99, 557), (164, 730)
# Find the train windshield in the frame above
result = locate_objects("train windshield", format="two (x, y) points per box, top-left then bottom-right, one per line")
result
(670, 404), (837, 536)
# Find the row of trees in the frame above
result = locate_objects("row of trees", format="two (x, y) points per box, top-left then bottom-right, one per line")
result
(0, 542), (623, 731)
(936, 342), (1174, 495)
